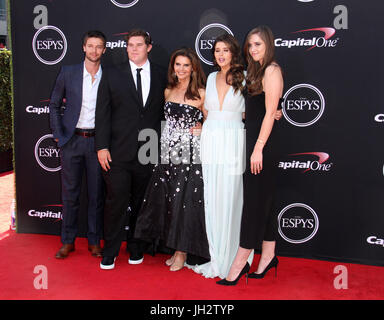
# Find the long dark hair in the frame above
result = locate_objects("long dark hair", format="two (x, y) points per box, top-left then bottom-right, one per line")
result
(212, 34), (245, 93)
(167, 47), (206, 101)
(244, 25), (276, 95)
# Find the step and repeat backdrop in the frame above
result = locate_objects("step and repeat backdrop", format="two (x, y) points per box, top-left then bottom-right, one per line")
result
(10, 0), (384, 266)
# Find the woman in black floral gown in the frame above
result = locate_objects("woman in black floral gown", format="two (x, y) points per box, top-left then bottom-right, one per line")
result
(134, 48), (210, 271)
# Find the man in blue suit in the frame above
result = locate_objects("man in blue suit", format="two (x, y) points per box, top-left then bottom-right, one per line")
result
(49, 30), (106, 259)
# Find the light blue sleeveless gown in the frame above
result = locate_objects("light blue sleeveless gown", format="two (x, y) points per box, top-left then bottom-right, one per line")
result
(187, 71), (253, 278)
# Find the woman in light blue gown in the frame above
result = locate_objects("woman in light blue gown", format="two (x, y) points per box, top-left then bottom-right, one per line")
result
(188, 34), (254, 278)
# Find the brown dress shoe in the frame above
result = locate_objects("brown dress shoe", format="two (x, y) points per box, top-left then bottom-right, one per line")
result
(88, 245), (103, 257)
(55, 244), (75, 259)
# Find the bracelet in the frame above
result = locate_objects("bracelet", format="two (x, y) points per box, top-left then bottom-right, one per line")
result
(257, 139), (265, 145)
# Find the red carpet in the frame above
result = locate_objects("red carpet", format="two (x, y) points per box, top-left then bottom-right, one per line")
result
(1, 172), (383, 300)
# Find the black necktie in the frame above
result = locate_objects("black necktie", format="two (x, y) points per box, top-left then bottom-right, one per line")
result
(136, 68), (143, 107)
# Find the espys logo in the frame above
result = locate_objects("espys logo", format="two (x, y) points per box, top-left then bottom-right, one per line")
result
(195, 23), (234, 65)
(279, 152), (333, 173)
(278, 203), (319, 244)
(275, 27), (339, 51)
(34, 134), (61, 172)
(110, 0), (139, 8)
(32, 25), (67, 65)
(374, 113), (384, 122)
(282, 84), (325, 127)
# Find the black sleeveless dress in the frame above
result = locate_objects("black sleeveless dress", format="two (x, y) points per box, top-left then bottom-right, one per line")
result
(134, 102), (210, 261)
(240, 92), (282, 250)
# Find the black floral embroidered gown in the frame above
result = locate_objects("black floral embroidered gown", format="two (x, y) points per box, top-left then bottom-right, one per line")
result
(134, 102), (210, 261)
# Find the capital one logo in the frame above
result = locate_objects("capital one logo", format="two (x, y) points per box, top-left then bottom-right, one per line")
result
(278, 203), (319, 244)
(275, 27), (339, 51)
(110, 0), (139, 8)
(26, 98), (66, 115)
(26, 99), (51, 115)
(367, 236), (384, 248)
(106, 32), (128, 50)
(195, 23), (234, 65)
(279, 152), (333, 173)
(34, 134), (61, 172)
(32, 25), (67, 65)
(28, 205), (62, 222)
(26, 105), (50, 115)
(282, 84), (325, 127)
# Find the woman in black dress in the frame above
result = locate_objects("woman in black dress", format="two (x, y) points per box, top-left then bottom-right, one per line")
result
(217, 26), (284, 285)
(134, 48), (210, 272)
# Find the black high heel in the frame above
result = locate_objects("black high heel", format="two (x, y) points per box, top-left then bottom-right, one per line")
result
(216, 262), (250, 286)
(248, 256), (279, 279)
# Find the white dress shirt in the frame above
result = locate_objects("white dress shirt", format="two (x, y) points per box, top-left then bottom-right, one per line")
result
(76, 63), (102, 129)
(130, 59), (151, 106)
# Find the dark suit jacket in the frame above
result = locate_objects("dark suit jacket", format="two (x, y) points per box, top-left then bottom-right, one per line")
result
(95, 60), (166, 162)
(49, 63), (84, 148)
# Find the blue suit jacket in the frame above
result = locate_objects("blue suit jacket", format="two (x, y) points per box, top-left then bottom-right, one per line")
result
(49, 63), (84, 147)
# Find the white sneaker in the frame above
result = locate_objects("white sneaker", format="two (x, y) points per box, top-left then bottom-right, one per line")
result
(100, 257), (116, 270)
(128, 255), (144, 265)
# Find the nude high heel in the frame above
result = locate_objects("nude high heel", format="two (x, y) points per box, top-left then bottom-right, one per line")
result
(165, 254), (175, 266)
(169, 252), (186, 272)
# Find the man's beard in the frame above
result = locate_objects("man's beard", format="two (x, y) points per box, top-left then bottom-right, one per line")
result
(86, 54), (101, 63)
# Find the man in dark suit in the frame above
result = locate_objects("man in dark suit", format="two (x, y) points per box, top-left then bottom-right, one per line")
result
(96, 29), (166, 270)
(49, 30), (106, 259)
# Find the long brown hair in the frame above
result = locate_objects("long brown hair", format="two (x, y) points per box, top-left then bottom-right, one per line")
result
(212, 33), (245, 93)
(167, 47), (206, 101)
(244, 25), (276, 95)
